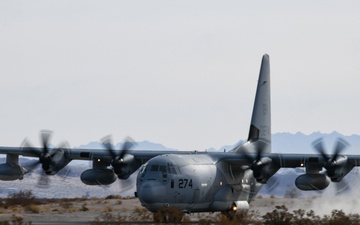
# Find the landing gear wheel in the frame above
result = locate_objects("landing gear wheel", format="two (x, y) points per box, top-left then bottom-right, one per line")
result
(153, 208), (184, 223)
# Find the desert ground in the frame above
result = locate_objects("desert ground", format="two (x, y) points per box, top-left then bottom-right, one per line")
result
(0, 193), (357, 224)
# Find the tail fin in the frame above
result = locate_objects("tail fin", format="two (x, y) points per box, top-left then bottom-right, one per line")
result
(233, 54), (271, 153)
(248, 54), (271, 149)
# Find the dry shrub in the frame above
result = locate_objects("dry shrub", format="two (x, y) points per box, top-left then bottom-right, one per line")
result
(263, 205), (294, 225)
(42, 205), (50, 212)
(28, 204), (40, 213)
(103, 205), (113, 212)
(5, 190), (38, 208)
(96, 200), (104, 204)
(91, 212), (126, 225)
(262, 205), (360, 225)
(216, 210), (262, 225)
(1, 214), (33, 225)
(59, 201), (72, 209)
(8, 205), (23, 213)
(105, 195), (122, 200)
(67, 207), (78, 213)
(81, 203), (89, 211)
(128, 206), (152, 221)
(58, 201), (78, 213)
(123, 196), (134, 200)
(87, 203), (360, 225)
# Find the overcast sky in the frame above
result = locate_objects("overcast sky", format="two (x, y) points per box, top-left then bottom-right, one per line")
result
(1, 1), (360, 150)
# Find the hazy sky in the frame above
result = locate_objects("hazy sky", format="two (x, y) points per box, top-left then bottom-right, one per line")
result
(1, 1), (360, 150)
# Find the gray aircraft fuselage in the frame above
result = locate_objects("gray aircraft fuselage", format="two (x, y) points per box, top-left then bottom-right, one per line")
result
(136, 154), (262, 213)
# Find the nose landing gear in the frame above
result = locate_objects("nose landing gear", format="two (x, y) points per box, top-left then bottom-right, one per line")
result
(153, 207), (184, 223)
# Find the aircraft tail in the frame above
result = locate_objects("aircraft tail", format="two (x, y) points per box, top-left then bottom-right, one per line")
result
(233, 54), (271, 153)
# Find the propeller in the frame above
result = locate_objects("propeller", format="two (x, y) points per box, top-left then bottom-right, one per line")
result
(117, 175), (134, 193)
(312, 137), (349, 181)
(334, 179), (350, 195)
(243, 145), (272, 183)
(101, 135), (136, 190)
(22, 130), (70, 187)
(101, 135), (135, 168)
(23, 130), (54, 173)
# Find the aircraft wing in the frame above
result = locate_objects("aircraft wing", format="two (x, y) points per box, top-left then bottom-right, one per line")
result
(0, 145), (308, 167)
(213, 152), (360, 168)
(1, 143), (360, 191)
(0, 145), (195, 162)
(1, 145), (359, 169)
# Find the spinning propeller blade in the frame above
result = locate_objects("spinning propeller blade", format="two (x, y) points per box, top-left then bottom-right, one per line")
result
(101, 135), (136, 191)
(312, 137), (349, 180)
(21, 130), (70, 188)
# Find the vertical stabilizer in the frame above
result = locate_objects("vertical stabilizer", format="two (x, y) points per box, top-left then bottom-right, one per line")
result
(232, 54), (271, 154)
(248, 54), (271, 152)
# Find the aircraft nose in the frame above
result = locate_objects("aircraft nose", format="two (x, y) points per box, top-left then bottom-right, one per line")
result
(139, 180), (166, 203)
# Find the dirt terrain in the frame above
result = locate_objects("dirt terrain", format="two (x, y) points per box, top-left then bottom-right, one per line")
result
(0, 195), (355, 224)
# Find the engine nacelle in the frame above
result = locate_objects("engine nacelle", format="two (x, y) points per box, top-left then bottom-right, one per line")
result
(112, 154), (142, 179)
(295, 174), (330, 191)
(0, 164), (26, 181)
(80, 169), (117, 185)
(250, 157), (280, 184)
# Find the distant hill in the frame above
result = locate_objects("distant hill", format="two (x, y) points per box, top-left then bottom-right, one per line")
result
(273, 131), (360, 154)
(77, 140), (177, 151)
(76, 132), (360, 154)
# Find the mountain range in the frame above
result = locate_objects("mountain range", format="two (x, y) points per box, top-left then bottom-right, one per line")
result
(78, 131), (360, 154)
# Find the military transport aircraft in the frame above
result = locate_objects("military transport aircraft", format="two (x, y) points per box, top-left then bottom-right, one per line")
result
(0, 54), (358, 222)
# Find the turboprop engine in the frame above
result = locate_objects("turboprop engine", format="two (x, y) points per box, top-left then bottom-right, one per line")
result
(80, 136), (140, 186)
(296, 138), (353, 191)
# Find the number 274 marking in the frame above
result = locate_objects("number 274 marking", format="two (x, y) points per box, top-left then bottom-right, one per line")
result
(178, 179), (193, 188)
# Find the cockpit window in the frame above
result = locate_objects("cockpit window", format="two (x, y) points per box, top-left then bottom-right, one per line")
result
(150, 165), (159, 171)
(145, 162), (179, 175)
(167, 163), (178, 175)
(170, 167), (177, 174)
(159, 166), (166, 173)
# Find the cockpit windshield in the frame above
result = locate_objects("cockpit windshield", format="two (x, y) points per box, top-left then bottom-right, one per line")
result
(140, 162), (179, 176)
